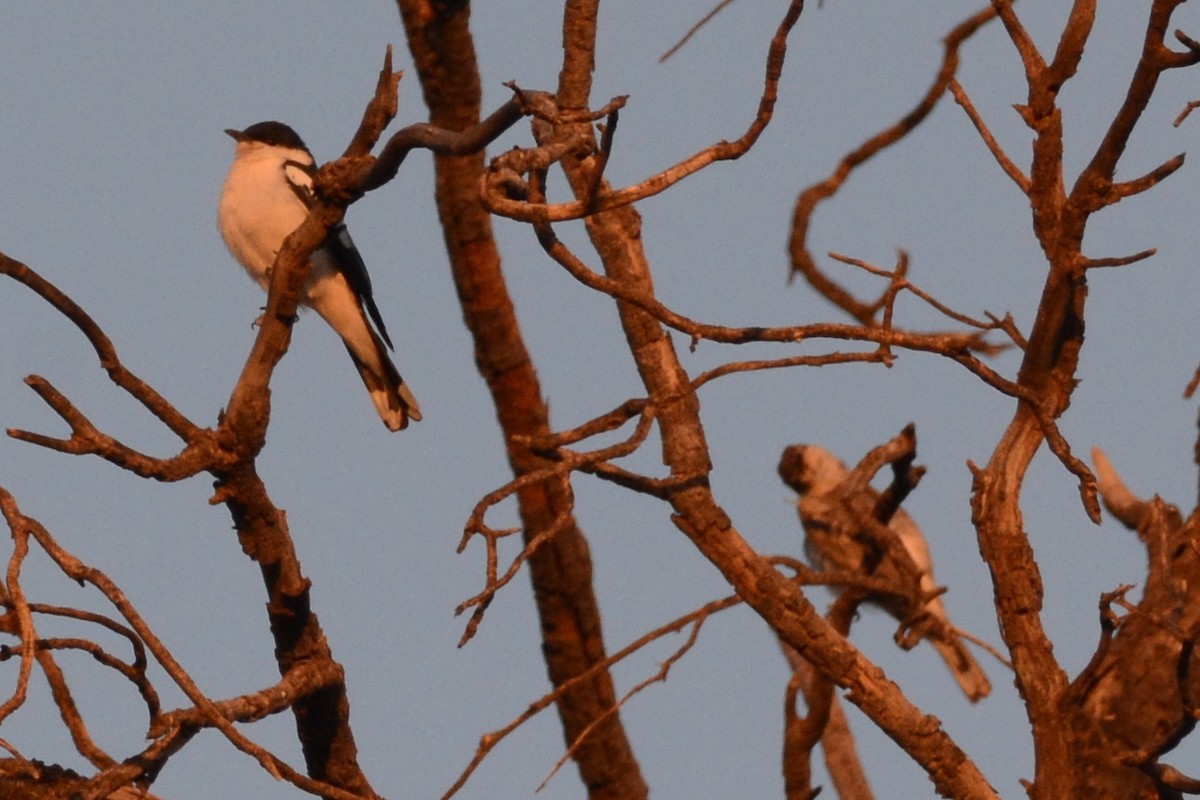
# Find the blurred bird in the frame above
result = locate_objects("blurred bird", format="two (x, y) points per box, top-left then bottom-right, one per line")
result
(218, 121), (421, 431)
(778, 443), (991, 702)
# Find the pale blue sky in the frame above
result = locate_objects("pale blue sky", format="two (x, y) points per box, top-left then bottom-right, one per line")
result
(3, 3), (1200, 798)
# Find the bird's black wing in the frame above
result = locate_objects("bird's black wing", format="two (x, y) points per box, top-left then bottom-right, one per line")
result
(282, 158), (395, 351)
(325, 223), (395, 351)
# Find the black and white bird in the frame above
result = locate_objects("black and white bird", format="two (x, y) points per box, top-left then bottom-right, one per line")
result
(778, 443), (991, 703)
(218, 121), (420, 431)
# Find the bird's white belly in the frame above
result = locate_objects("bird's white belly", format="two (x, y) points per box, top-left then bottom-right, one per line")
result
(218, 157), (317, 294)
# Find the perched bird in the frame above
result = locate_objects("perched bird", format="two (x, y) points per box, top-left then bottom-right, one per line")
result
(778, 443), (991, 702)
(218, 121), (420, 431)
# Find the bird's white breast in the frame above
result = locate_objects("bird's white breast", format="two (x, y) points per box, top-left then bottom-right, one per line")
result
(218, 146), (311, 291)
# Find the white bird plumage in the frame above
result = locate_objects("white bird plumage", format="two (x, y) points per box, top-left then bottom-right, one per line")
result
(778, 442), (991, 703)
(218, 121), (420, 431)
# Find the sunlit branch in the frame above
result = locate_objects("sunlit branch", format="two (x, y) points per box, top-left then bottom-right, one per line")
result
(442, 593), (744, 799)
(479, 0), (806, 224)
(788, 6), (998, 323)
(988, 0), (1046, 79)
(0, 492), (36, 732)
(35, 648), (114, 769)
(0, 255), (203, 442)
(150, 660), (346, 735)
(1080, 248), (1157, 269)
(531, 202), (1018, 394)
(1070, 0), (1200, 206)
(659, 0), (738, 63)
(949, 78), (1030, 191)
(8, 499), (369, 800)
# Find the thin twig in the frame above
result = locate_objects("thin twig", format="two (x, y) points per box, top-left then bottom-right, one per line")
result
(442, 594), (743, 799)
(788, 6), (999, 322)
(659, 0), (738, 63)
(948, 78), (1030, 192)
(481, 0), (806, 223)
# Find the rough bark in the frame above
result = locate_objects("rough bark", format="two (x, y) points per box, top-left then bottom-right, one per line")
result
(394, 3), (647, 797)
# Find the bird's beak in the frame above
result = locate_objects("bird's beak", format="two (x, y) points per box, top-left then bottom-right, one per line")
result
(224, 128), (245, 142)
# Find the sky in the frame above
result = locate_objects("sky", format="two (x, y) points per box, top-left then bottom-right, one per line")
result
(2, 2), (1200, 798)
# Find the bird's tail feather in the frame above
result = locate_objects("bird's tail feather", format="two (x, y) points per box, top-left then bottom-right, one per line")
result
(929, 636), (991, 703)
(306, 274), (421, 431)
(344, 339), (421, 431)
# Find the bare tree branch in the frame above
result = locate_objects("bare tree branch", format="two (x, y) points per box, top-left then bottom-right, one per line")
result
(395, 1), (647, 795)
(788, 5), (998, 324)
(479, 0), (804, 224)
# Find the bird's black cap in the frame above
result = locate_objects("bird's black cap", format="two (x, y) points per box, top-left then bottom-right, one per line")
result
(225, 121), (309, 152)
